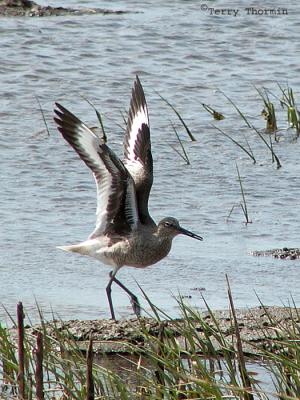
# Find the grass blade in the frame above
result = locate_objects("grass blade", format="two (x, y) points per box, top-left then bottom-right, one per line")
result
(236, 163), (251, 224)
(252, 125), (281, 168)
(219, 90), (281, 168)
(35, 96), (50, 136)
(86, 333), (94, 400)
(220, 91), (252, 128)
(213, 124), (256, 163)
(255, 86), (277, 131)
(81, 96), (107, 143)
(157, 92), (196, 141)
(17, 302), (25, 400)
(202, 103), (225, 120)
(171, 122), (190, 164)
(226, 275), (254, 400)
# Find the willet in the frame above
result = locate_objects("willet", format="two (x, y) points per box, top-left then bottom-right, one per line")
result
(54, 76), (203, 320)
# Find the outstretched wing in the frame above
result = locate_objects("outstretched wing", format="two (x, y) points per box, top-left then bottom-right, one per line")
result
(123, 76), (155, 226)
(54, 103), (139, 237)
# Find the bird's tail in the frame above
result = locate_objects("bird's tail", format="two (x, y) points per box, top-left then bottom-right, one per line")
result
(57, 244), (89, 255)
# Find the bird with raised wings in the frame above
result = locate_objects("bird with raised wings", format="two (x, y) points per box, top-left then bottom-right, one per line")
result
(54, 76), (203, 320)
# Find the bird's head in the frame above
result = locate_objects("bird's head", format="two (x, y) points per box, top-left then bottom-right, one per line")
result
(157, 217), (203, 241)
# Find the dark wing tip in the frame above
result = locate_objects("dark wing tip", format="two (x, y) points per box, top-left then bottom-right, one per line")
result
(133, 75), (145, 102)
(128, 76), (148, 127)
(53, 103), (84, 147)
(53, 103), (67, 127)
(53, 116), (63, 129)
(53, 103), (81, 128)
(54, 103), (74, 121)
(54, 102), (63, 110)
(134, 74), (142, 88)
(54, 102), (69, 118)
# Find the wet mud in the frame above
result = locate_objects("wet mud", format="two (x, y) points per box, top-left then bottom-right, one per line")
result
(252, 247), (300, 259)
(0, 0), (133, 17)
(17, 306), (300, 357)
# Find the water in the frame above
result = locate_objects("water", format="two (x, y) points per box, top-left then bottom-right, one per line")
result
(1, 0), (300, 323)
(95, 355), (277, 399)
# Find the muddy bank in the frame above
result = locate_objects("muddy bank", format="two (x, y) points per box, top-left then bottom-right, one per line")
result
(17, 306), (300, 357)
(0, 0), (135, 17)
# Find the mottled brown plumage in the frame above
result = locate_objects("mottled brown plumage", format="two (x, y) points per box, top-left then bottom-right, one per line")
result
(54, 76), (203, 320)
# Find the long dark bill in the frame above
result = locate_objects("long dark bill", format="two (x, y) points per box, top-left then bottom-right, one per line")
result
(179, 227), (203, 241)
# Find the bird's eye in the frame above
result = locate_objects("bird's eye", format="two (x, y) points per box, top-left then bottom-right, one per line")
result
(164, 221), (171, 227)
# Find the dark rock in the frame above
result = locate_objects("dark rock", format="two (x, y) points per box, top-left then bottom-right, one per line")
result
(251, 247), (300, 259)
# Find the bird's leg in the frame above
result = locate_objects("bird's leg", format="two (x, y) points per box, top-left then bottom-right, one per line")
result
(109, 271), (141, 317)
(106, 272), (116, 320)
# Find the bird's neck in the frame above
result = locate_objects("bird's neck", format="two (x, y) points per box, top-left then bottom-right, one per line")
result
(156, 231), (175, 247)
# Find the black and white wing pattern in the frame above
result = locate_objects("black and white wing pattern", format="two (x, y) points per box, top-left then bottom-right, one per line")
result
(54, 103), (139, 238)
(123, 76), (155, 226)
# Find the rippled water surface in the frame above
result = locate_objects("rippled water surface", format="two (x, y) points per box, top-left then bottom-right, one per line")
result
(1, 0), (300, 322)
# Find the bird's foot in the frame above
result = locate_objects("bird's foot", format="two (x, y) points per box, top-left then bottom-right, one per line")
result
(130, 296), (141, 317)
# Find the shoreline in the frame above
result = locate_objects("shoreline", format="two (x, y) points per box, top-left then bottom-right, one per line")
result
(9, 305), (299, 357)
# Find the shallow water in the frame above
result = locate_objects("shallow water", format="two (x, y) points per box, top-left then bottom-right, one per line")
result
(96, 354), (277, 399)
(1, 0), (300, 323)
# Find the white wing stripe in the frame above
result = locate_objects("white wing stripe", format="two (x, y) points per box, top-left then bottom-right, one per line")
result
(95, 174), (112, 232)
(127, 108), (148, 160)
(75, 125), (101, 166)
(73, 125), (116, 232)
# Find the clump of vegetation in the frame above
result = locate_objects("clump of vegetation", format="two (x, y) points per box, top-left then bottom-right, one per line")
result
(218, 91), (282, 168)
(1, 289), (299, 399)
(278, 84), (300, 136)
(255, 87), (278, 132)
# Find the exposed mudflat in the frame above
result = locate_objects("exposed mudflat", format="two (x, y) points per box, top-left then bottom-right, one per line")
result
(251, 247), (300, 259)
(15, 306), (300, 357)
(0, 0), (134, 17)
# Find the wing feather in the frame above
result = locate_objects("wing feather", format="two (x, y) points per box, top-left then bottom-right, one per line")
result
(54, 103), (139, 237)
(123, 76), (155, 226)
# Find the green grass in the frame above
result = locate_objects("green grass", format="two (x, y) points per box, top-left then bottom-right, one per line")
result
(213, 124), (256, 164)
(219, 90), (282, 168)
(236, 164), (252, 224)
(226, 164), (252, 224)
(278, 83), (300, 136)
(170, 121), (190, 165)
(35, 96), (50, 137)
(0, 293), (299, 399)
(157, 92), (197, 141)
(81, 95), (107, 143)
(219, 90), (252, 128)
